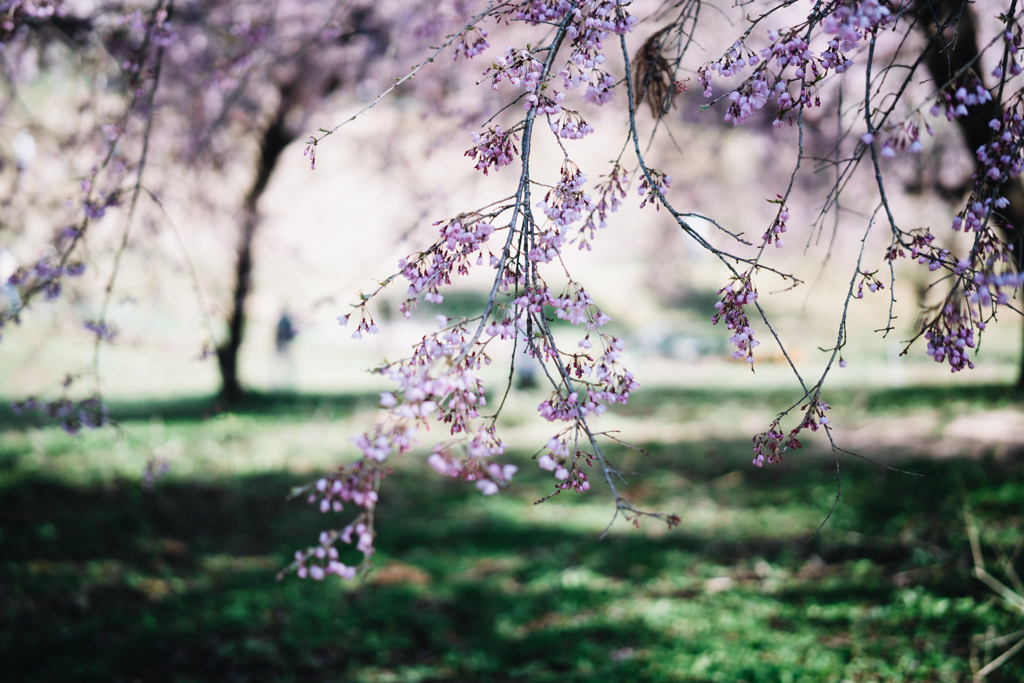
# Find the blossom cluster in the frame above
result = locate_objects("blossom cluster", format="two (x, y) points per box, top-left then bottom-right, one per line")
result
(5, 256), (87, 311)
(486, 47), (545, 94)
(512, 0), (573, 25)
(797, 399), (830, 433)
(550, 283), (611, 333)
(539, 388), (602, 421)
(550, 108), (595, 139)
(820, 0), (892, 52)
(970, 269), (1024, 308)
(534, 343), (637, 421)
(864, 114), (931, 157)
(533, 165), (595, 261)
(884, 228), (949, 272)
(453, 25), (489, 61)
(855, 270), (885, 298)
(637, 168), (671, 209)
(699, 1), (891, 127)
(487, 1), (635, 112)
(380, 324), (491, 436)
(376, 336), (509, 485)
(587, 337), (639, 404)
(395, 216), (497, 313)
(338, 308), (380, 340)
(504, 280), (637, 424)
(563, 0), (637, 70)
(291, 530), (361, 581)
(300, 316), (520, 569)
(698, 40), (753, 95)
(577, 163), (627, 248)
(531, 91), (565, 116)
(751, 421), (788, 467)
(931, 74), (994, 121)
(712, 277), (759, 364)
(10, 395), (108, 434)
(468, 0), (636, 203)
(911, 97), (1024, 366)
(0, 0), (64, 44)
(952, 198), (999, 234)
(974, 111), (1024, 189)
(922, 304), (977, 373)
(83, 319), (117, 341)
(303, 136), (317, 170)
(499, 0), (635, 70)
(428, 437), (517, 495)
(762, 197), (789, 248)
(953, 228), (1020, 308)
(583, 69), (617, 105)
(751, 399), (829, 467)
(465, 125), (520, 175)
(307, 459), (382, 514)
(537, 435), (592, 492)
(992, 20), (1024, 80)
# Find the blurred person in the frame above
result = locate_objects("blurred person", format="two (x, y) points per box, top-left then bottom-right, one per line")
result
(516, 332), (537, 390)
(273, 307), (298, 391)
(0, 247), (21, 317)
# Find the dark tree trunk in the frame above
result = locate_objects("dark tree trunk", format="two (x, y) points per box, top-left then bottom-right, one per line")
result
(211, 12), (389, 405)
(914, 0), (1024, 388)
(216, 108), (294, 405)
(24, 5), (393, 408)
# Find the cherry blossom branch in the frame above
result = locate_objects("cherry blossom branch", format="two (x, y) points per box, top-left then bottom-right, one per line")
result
(834, 445), (924, 476)
(863, 36), (908, 245)
(453, 7), (579, 367)
(91, 2), (170, 392)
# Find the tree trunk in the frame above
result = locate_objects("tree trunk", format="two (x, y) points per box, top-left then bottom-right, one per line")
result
(915, 0), (1024, 388)
(216, 110), (294, 405)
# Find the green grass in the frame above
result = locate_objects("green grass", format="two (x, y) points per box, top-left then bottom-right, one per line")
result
(2, 387), (1023, 682)
(619, 383), (1023, 416)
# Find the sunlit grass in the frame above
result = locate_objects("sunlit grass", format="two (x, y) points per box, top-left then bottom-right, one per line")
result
(2, 387), (1023, 681)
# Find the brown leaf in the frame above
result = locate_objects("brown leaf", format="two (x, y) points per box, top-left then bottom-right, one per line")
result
(632, 27), (676, 117)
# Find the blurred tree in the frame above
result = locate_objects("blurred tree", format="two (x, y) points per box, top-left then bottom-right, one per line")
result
(171, 3), (395, 404)
(1, 0), (401, 403)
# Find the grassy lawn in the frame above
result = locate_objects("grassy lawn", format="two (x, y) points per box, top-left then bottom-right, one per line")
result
(2, 388), (1023, 682)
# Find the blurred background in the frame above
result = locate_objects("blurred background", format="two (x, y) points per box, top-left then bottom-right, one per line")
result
(2, 0), (1024, 680)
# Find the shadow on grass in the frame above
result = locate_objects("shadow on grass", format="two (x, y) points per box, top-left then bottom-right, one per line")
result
(0, 391), (381, 430)
(617, 382), (1023, 417)
(3, 435), (1024, 681)
(1, 381), (1018, 434)
(1, 473), (683, 682)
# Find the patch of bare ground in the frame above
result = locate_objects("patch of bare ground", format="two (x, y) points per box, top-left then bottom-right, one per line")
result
(830, 408), (1024, 459)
